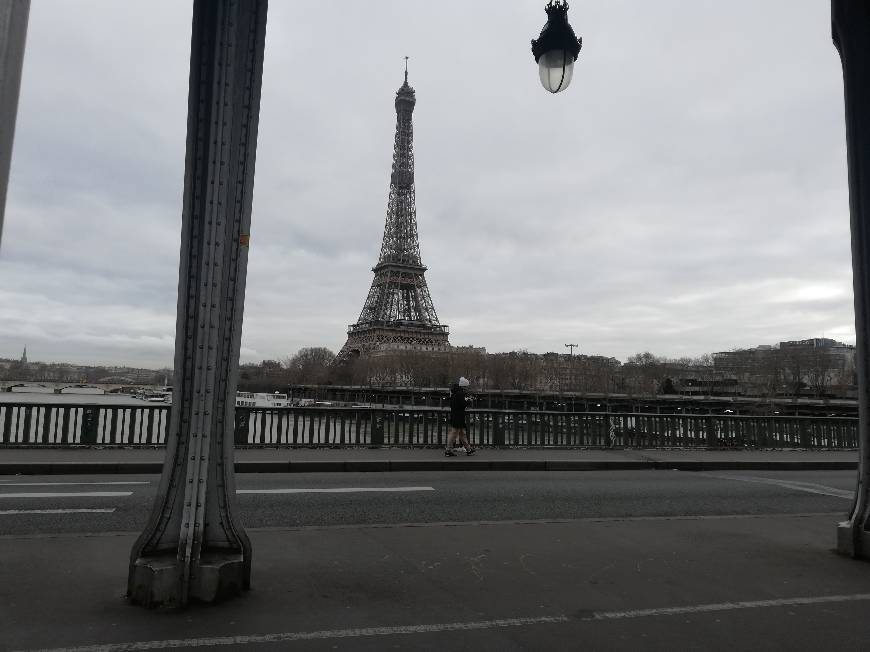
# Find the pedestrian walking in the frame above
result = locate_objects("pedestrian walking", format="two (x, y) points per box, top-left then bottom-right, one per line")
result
(445, 376), (475, 456)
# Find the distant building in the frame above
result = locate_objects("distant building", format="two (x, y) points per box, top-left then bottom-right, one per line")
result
(778, 338), (855, 389)
(451, 345), (487, 355)
(19, 346), (26, 365)
(779, 337), (854, 361)
(713, 338), (856, 396)
(105, 366), (163, 384)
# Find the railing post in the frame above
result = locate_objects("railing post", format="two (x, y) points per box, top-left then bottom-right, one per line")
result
(128, 0), (267, 607)
(705, 415), (717, 448)
(371, 412), (384, 447)
(493, 413), (505, 447)
(80, 406), (98, 445)
(799, 419), (810, 448)
(339, 410), (346, 445)
(834, 0), (870, 557)
(234, 408), (250, 446)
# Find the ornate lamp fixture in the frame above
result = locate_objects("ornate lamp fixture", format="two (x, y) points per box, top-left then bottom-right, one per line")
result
(531, 0), (583, 93)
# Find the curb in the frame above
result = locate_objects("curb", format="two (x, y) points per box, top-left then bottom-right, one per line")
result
(0, 460), (858, 475)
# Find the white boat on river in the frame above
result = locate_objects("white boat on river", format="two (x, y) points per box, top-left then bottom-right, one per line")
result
(236, 392), (290, 408)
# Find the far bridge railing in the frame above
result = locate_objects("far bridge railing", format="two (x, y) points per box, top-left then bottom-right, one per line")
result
(0, 402), (858, 449)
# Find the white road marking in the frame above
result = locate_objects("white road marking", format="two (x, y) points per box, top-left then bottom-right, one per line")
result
(588, 593), (870, 620)
(0, 492), (132, 499)
(16, 616), (569, 651)
(236, 486), (435, 494)
(249, 511), (844, 533)
(698, 473), (854, 499)
(0, 482), (149, 487)
(0, 508), (115, 515)
(20, 593), (870, 651)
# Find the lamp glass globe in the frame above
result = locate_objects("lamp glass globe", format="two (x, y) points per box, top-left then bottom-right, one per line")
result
(538, 49), (574, 93)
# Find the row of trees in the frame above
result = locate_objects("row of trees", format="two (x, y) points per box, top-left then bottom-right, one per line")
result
(5, 342), (853, 398)
(237, 344), (856, 399)
(0, 359), (170, 385)
(236, 348), (705, 395)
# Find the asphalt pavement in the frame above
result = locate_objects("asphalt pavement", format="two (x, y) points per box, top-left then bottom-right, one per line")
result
(2, 512), (869, 651)
(1, 450), (868, 651)
(0, 469), (857, 536)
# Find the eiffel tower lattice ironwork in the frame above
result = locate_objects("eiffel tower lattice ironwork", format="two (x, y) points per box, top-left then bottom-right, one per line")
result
(339, 68), (449, 359)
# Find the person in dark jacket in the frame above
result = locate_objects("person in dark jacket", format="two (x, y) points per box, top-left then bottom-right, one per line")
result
(445, 376), (475, 456)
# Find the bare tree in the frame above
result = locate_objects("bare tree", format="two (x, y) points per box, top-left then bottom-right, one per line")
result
(284, 347), (336, 385)
(692, 353), (718, 396)
(780, 348), (810, 396)
(750, 349), (783, 398)
(806, 347), (836, 397)
(623, 352), (662, 395)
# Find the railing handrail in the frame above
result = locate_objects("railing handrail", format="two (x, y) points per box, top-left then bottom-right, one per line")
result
(0, 402), (859, 419)
(0, 402), (859, 448)
(1, 402), (858, 418)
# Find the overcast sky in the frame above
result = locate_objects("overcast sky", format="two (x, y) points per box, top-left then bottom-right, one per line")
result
(0, 0), (854, 369)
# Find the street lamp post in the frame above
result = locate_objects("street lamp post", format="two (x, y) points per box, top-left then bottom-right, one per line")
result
(0, 0), (29, 250)
(127, 0), (268, 607)
(563, 344), (578, 394)
(833, 0), (870, 559)
(531, 0), (582, 93)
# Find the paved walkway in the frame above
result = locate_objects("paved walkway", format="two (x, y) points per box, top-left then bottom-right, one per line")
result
(0, 446), (858, 474)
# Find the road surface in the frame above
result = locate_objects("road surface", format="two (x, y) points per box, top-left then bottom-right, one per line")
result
(0, 469), (854, 535)
(2, 469), (867, 651)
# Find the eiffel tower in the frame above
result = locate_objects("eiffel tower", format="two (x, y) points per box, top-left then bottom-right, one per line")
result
(338, 65), (450, 360)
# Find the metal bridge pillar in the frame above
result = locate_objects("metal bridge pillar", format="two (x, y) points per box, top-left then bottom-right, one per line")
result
(0, 0), (29, 249)
(833, 0), (870, 557)
(128, 0), (267, 606)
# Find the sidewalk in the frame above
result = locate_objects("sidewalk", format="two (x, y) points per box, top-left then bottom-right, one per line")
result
(2, 513), (868, 650)
(0, 446), (858, 474)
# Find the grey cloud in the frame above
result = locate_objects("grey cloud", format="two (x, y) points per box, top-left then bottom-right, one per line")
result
(0, 0), (856, 368)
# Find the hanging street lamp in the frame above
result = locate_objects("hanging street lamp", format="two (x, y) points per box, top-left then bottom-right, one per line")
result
(531, 0), (583, 93)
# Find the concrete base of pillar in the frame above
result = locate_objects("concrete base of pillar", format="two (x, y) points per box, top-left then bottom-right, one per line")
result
(128, 552), (248, 608)
(836, 520), (870, 558)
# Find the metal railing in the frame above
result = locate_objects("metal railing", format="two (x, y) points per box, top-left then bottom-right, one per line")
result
(0, 403), (170, 445)
(0, 402), (858, 448)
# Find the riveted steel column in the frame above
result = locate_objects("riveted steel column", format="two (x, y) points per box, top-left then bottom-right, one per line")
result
(833, 0), (870, 557)
(0, 0), (29, 249)
(128, 0), (267, 607)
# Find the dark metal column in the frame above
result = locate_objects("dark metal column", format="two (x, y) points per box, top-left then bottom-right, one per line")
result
(0, 0), (29, 249)
(833, 0), (870, 557)
(128, 0), (267, 606)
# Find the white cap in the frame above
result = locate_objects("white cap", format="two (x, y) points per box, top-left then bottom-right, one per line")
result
(458, 377), (470, 387)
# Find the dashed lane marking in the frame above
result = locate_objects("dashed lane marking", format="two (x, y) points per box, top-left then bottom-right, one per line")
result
(17, 593), (870, 651)
(697, 472), (854, 499)
(236, 486), (435, 494)
(0, 508), (115, 515)
(0, 482), (149, 487)
(16, 615), (570, 651)
(0, 492), (133, 498)
(587, 592), (870, 620)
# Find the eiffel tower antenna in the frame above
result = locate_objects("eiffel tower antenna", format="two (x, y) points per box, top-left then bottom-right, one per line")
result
(338, 68), (450, 361)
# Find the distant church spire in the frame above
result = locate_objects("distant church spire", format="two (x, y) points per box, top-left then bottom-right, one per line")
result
(20, 346), (27, 364)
